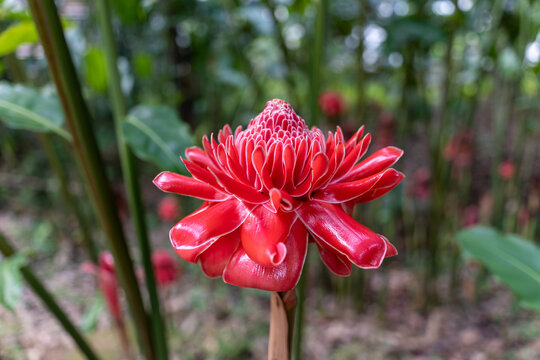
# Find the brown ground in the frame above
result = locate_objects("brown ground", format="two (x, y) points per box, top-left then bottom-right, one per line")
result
(1, 214), (540, 360)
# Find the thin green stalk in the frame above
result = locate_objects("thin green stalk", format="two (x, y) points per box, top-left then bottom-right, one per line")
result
(356, 0), (368, 125)
(261, 0), (299, 107)
(5, 54), (97, 263)
(27, 2), (154, 358)
(0, 232), (99, 360)
(308, 0), (326, 127)
(94, 1), (168, 359)
(39, 135), (98, 263)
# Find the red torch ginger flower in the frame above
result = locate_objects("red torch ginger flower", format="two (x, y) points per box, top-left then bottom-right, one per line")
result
(318, 91), (346, 117)
(81, 252), (123, 323)
(153, 99), (404, 291)
(158, 195), (182, 222)
(498, 161), (516, 180)
(152, 249), (181, 287)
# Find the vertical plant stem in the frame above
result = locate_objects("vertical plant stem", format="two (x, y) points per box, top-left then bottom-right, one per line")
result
(308, 0), (326, 127)
(0, 232), (100, 360)
(27, 2), (154, 358)
(39, 135), (98, 263)
(291, 272), (306, 360)
(269, 291), (296, 360)
(94, 1), (168, 359)
(261, 0), (299, 107)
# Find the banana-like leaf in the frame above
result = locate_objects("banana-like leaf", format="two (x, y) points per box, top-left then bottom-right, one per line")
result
(457, 226), (540, 311)
(123, 105), (192, 173)
(0, 82), (71, 141)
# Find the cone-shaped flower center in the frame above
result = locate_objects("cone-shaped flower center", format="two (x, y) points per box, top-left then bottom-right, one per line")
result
(243, 99), (312, 140)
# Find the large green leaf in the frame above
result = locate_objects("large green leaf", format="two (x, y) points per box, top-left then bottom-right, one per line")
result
(457, 226), (540, 311)
(0, 21), (38, 57)
(0, 82), (71, 141)
(110, 0), (144, 24)
(123, 105), (193, 173)
(0, 254), (26, 312)
(83, 46), (108, 93)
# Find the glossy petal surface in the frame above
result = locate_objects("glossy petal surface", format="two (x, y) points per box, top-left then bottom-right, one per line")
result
(296, 201), (387, 268)
(199, 231), (241, 278)
(241, 206), (297, 267)
(223, 221), (308, 291)
(170, 199), (249, 263)
(153, 171), (229, 201)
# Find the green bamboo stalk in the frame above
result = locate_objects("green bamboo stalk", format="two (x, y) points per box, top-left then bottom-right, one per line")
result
(261, 0), (299, 107)
(94, 1), (168, 359)
(27, 2), (154, 358)
(308, 0), (326, 127)
(0, 232), (99, 360)
(39, 135), (98, 263)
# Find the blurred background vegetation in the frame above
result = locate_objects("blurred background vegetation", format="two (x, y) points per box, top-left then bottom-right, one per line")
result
(2, 0), (540, 359)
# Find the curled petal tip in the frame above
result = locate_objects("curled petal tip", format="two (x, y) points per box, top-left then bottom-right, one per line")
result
(380, 235), (398, 257)
(270, 242), (287, 266)
(356, 241), (387, 269)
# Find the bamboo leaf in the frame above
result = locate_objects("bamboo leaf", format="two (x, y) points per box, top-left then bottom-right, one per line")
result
(0, 82), (71, 141)
(123, 105), (192, 173)
(0, 254), (26, 312)
(457, 226), (540, 311)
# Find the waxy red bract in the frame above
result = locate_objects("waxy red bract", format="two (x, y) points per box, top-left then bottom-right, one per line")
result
(154, 99), (404, 291)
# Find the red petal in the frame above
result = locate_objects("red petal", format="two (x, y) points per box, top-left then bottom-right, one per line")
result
(312, 169), (402, 203)
(313, 235), (352, 276)
(182, 159), (224, 191)
(352, 170), (404, 203)
(223, 220), (308, 291)
(252, 146), (273, 191)
(311, 152), (329, 185)
(381, 235), (398, 257)
(199, 231), (241, 278)
(185, 147), (214, 169)
(170, 199), (250, 263)
(241, 207), (296, 267)
(98, 269), (122, 322)
(283, 144), (296, 190)
(271, 142), (285, 189)
(209, 167), (268, 204)
(296, 201), (387, 268)
(344, 126), (364, 153)
(333, 136), (367, 181)
(340, 146), (403, 183)
(153, 171), (229, 201)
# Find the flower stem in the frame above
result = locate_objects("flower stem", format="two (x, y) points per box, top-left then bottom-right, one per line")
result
(27, 2), (154, 358)
(0, 232), (100, 360)
(291, 272), (306, 360)
(269, 291), (296, 360)
(94, 1), (168, 359)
